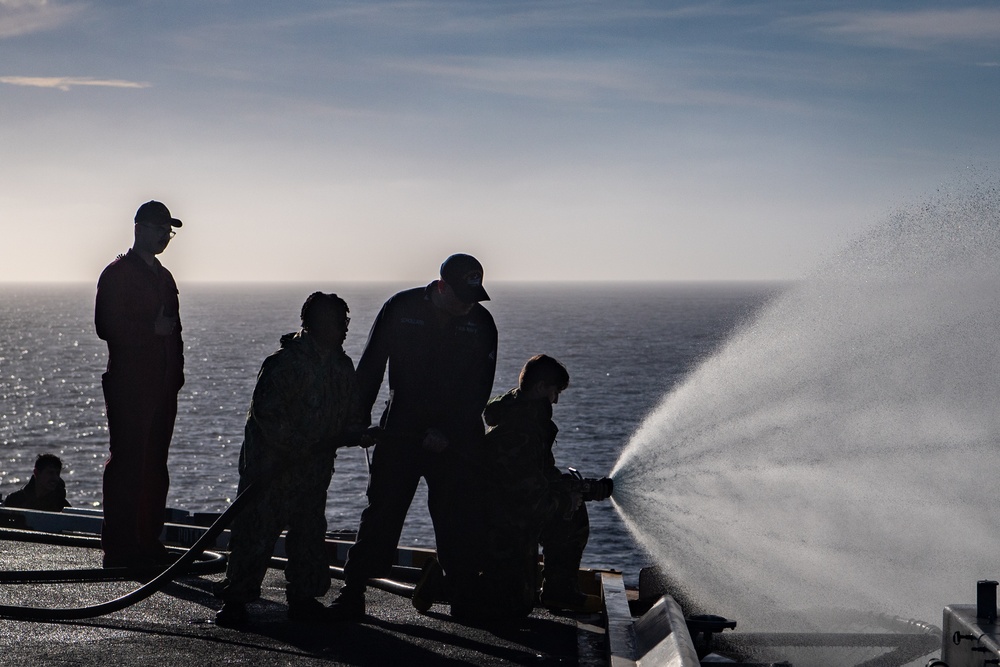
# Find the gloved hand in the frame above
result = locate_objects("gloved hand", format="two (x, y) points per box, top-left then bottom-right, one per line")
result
(335, 426), (381, 448)
(561, 490), (584, 519)
(582, 477), (613, 502)
(358, 426), (383, 449)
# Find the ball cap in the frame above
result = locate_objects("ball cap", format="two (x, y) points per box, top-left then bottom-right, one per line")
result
(134, 200), (182, 227)
(440, 253), (489, 303)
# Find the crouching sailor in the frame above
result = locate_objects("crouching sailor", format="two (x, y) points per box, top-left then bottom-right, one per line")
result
(215, 292), (365, 627)
(444, 354), (613, 622)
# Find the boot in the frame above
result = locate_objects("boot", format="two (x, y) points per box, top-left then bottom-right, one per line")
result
(287, 596), (327, 622)
(412, 556), (445, 613)
(215, 602), (249, 627)
(328, 584), (366, 622)
(540, 579), (601, 613)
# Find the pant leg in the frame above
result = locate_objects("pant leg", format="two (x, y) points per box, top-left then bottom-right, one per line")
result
(284, 470), (334, 601)
(539, 503), (590, 585)
(101, 371), (159, 563)
(137, 393), (176, 556)
(425, 452), (483, 588)
(452, 503), (539, 621)
(342, 443), (421, 588)
(219, 481), (287, 603)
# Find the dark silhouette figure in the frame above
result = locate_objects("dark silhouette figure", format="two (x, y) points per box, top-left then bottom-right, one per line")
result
(457, 355), (613, 622)
(329, 254), (498, 621)
(95, 200), (184, 568)
(215, 293), (365, 627)
(2, 453), (71, 512)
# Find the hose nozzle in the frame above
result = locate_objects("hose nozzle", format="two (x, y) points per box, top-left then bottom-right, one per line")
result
(567, 468), (614, 502)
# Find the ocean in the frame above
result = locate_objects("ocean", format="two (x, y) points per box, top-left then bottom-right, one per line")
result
(0, 281), (778, 583)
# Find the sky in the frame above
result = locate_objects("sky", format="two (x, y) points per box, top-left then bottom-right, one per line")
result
(1, 1), (998, 283)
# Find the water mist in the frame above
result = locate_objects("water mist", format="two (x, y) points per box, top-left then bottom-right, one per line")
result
(612, 177), (1000, 631)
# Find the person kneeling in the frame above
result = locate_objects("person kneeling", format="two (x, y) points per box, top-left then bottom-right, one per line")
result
(449, 355), (612, 623)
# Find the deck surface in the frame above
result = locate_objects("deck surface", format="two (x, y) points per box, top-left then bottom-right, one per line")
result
(0, 538), (606, 666)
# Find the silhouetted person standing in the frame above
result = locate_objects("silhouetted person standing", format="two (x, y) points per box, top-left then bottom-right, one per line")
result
(216, 293), (365, 627)
(96, 200), (184, 568)
(329, 253), (497, 621)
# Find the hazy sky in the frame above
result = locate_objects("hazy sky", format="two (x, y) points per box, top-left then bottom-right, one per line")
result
(2, 1), (998, 283)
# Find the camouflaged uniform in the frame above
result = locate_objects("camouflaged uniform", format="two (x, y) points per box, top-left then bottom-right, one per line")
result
(455, 388), (589, 620)
(218, 330), (363, 604)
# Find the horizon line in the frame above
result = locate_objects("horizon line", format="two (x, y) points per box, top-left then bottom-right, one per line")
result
(0, 277), (793, 286)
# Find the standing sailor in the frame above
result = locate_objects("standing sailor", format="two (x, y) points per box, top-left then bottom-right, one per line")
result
(95, 200), (185, 568)
(329, 253), (498, 621)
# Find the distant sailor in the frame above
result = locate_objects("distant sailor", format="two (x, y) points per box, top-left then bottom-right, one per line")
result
(329, 253), (498, 621)
(95, 200), (184, 569)
(2, 453), (71, 512)
(215, 292), (366, 627)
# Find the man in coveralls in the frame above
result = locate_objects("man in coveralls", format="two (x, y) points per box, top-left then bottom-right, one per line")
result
(95, 200), (184, 568)
(215, 292), (365, 626)
(329, 253), (498, 621)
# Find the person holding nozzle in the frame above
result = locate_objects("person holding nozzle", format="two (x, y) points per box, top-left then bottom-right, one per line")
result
(453, 354), (612, 621)
(96, 200), (184, 569)
(215, 293), (367, 627)
(328, 253), (498, 622)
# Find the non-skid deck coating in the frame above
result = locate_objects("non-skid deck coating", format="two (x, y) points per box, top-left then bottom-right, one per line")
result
(0, 539), (606, 666)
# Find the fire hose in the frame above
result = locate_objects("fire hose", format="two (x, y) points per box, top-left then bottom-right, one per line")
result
(0, 480), (262, 620)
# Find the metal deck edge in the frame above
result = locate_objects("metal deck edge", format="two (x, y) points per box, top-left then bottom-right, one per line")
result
(601, 571), (700, 667)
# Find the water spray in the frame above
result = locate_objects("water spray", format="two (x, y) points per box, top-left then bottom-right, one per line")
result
(609, 175), (1000, 633)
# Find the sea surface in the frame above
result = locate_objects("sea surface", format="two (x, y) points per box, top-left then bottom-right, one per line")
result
(0, 281), (778, 582)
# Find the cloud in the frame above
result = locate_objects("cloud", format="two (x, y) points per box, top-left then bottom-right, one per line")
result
(226, 1), (760, 35)
(0, 0), (81, 39)
(0, 76), (150, 91)
(791, 7), (1000, 49)
(389, 56), (810, 114)
(0, 0), (51, 7)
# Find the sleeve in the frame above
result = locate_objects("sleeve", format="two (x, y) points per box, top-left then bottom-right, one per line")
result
(467, 314), (499, 427)
(162, 269), (184, 337)
(344, 365), (367, 433)
(477, 317), (499, 410)
(483, 395), (503, 427)
(332, 356), (368, 447)
(544, 443), (564, 484)
(355, 300), (393, 418)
